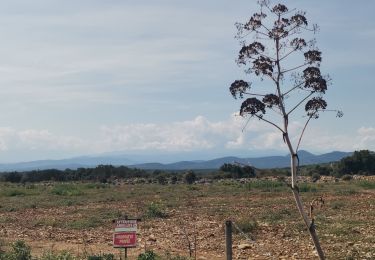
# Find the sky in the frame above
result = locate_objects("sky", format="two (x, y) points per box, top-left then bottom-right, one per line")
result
(0, 0), (374, 163)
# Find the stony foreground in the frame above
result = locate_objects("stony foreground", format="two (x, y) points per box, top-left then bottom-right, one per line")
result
(0, 179), (374, 259)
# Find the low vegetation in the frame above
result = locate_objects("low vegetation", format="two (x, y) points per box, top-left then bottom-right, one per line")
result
(0, 177), (373, 259)
(0, 240), (188, 260)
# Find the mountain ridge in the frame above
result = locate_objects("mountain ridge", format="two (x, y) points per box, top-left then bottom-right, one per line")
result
(0, 150), (352, 172)
(130, 151), (352, 170)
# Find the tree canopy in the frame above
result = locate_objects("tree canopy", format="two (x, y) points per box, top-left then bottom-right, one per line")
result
(230, 1), (342, 154)
(338, 150), (375, 175)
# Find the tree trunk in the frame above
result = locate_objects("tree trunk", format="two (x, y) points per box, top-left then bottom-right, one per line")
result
(290, 154), (325, 260)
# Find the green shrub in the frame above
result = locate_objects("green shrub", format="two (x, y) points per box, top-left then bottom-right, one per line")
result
(84, 183), (108, 189)
(87, 257), (101, 260)
(5, 190), (26, 197)
(356, 180), (375, 189)
(220, 163), (256, 178)
(156, 175), (167, 185)
(137, 250), (159, 260)
(145, 202), (166, 219)
(40, 250), (76, 260)
(170, 175), (178, 184)
(184, 171), (196, 184)
(4, 240), (32, 260)
(298, 183), (317, 193)
(51, 184), (84, 196)
(234, 219), (258, 234)
(102, 254), (115, 260)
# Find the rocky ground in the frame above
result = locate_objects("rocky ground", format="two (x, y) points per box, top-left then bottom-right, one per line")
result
(0, 178), (374, 259)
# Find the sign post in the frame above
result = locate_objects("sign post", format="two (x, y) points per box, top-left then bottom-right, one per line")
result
(113, 217), (140, 259)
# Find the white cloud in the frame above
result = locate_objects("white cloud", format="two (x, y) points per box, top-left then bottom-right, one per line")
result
(251, 131), (283, 150)
(0, 115), (272, 160)
(17, 129), (85, 150)
(0, 128), (86, 155)
(0, 127), (15, 151)
(355, 127), (375, 150)
(0, 118), (374, 162)
(92, 117), (375, 154)
(97, 115), (247, 152)
(292, 125), (375, 153)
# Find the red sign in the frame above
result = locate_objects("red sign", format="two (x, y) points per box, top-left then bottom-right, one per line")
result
(113, 232), (137, 248)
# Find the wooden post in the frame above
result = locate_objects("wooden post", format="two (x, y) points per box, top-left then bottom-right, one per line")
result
(225, 220), (233, 260)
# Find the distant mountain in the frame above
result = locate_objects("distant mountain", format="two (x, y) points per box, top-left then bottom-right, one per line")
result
(0, 150), (352, 172)
(0, 156), (136, 172)
(130, 151), (352, 170)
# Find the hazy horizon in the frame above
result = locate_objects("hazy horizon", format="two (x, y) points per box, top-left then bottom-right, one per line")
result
(0, 148), (354, 165)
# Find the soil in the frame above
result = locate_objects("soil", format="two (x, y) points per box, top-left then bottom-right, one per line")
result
(1, 177), (374, 259)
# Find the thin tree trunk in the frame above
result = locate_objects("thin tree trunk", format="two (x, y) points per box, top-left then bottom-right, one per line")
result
(273, 17), (325, 259)
(290, 154), (325, 260)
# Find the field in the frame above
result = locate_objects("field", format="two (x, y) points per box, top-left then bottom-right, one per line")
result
(0, 177), (374, 259)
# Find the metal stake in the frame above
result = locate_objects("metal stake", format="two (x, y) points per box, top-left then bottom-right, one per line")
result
(225, 220), (233, 260)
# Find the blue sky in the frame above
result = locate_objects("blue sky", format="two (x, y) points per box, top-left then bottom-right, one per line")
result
(0, 0), (374, 163)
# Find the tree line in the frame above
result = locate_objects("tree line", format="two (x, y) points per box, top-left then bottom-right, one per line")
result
(300, 150), (375, 177)
(0, 165), (147, 183)
(0, 163), (256, 184)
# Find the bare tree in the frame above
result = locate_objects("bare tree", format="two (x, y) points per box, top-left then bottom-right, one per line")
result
(229, 1), (342, 259)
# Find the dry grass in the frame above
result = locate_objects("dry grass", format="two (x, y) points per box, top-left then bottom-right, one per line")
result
(0, 179), (374, 259)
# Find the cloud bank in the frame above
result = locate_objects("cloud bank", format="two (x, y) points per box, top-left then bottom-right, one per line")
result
(0, 115), (373, 162)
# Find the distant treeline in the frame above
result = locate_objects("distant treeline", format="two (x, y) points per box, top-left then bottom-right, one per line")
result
(0, 163), (256, 184)
(338, 150), (375, 175)
(0, 150), (373, 183)
(298, 150), (375, 177)
(0, 165), (148, 183)
(247, 150), (375, 178)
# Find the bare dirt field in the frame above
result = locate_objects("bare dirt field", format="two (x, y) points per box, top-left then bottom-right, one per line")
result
(0, 177), (374, 259)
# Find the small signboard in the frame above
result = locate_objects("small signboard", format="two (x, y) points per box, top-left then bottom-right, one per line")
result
(115, 219), (137, 232)
(113, 232), (137, 248)
(113, 219), (138, 248)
